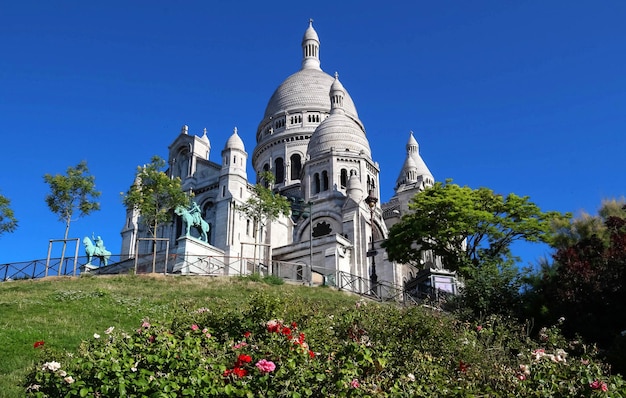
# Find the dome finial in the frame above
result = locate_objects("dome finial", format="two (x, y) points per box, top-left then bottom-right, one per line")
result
(309, 18), (314, 26)
(233, 126), (238, 135)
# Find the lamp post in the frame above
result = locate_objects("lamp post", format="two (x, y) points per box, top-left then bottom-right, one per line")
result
(364, 190), (378, 296)
(307, 201), (313, 286)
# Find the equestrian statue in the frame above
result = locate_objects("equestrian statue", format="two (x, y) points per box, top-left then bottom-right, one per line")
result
(83, 235), (111, 267)
(175, 201), (210, 242)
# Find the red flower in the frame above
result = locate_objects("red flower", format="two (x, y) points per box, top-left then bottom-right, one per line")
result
(266, 320), (281, 333)
(281, 326), (292, 336)
(291, 322), (298, 328)
(33, 341), (45, 349)
(298, 333), (306, 344)
(308, 350), (315, 358)
(236, 354), (252, 366)
(233, 367), (248, 378)
(244, 331), (251, 338)
(459, 360), (470, 373)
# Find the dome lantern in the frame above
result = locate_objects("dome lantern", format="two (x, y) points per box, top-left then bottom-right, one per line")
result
(301, 19), (321, 70)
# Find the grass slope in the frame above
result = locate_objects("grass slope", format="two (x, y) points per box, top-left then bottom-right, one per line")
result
(0, 275), (357, 398)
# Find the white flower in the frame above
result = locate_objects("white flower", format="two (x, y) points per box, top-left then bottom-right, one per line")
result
(59, 370), (67, 377)
(519, 364), (531, 376)
(94, 333), (100, 339)
(64, 376), (75, 384)
(105, 326), (115, 335)
(407, 373), (416, 382)
(26, 384), (41, 391)
(42, 361), (61, 372)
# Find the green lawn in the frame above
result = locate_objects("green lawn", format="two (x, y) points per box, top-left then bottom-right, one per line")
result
(0, 275), (357, 398)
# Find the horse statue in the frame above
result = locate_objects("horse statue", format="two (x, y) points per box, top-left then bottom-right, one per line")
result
(175, 203), (210, 242)
(83, 236), (111, 267)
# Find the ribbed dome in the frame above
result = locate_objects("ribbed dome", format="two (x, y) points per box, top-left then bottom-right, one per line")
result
(224, 128), (245, 151)
(307, 112), (371, 159)
(262, 68), (358, 120)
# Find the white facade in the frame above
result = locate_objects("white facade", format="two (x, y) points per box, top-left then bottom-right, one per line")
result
(120, 21), (436, 291)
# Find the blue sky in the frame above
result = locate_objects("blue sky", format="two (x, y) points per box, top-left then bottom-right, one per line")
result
(1, 1), (624, 266)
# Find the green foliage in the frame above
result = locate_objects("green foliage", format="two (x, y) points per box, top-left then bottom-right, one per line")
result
(235, 273), (285, 286)
(235, 171), (291, 230)
(43, 161), (101, 240)
(0, 192), (18, 236)
(549, 197), (626, 249)
(21, 286), (626, 397)
(122, 156), (189, 238)
(383, 180), (569, 275)
(524, 199), (626, 374)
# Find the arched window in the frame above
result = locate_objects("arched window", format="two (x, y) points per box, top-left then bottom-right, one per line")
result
(262, 164), (270, 186)
(340, 169), (348, 188)
(290, 154), (302, 180)
(322, 171), (329, 191)
(314, 173), (320, 194)
(274, 157), (285, 183)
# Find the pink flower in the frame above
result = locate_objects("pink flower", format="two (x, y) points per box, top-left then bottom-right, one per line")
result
(233, 341), (248, 349)
(141, 321), (151, 328)
(191, 324), (199, 331)
(350, 379), (360, 388)
(476, 325), (482, 332)
(590, 380), (608, 391)
(255, 359), (276, 373)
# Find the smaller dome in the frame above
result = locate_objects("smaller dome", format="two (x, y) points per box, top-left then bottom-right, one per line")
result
(224, 127), (245, 151)
(307, 113), (371, 159)
(330, 72), (345, 93)
(346, 171), (363, 202)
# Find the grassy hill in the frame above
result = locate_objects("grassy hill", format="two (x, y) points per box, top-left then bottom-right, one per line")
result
(1, 275), (624, 397)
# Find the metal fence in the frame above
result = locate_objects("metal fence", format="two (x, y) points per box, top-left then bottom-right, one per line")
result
(1, 256), (452, 308)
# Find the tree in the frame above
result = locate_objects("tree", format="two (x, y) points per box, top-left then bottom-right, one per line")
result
(382, 180), (568, 318)
(235, 171), (291, 269)
(549, 197), (626, 249)
(382, 180), (568, 275)
(44, 161), (101, 262)
(524, 199), (626, 373)
(0, 193), (18, 237)
(122, 156), (189, 249)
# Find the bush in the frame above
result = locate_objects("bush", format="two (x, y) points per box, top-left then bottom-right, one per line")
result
(24, 295), (626, 397)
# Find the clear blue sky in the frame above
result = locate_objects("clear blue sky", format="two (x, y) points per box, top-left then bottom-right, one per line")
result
(1, 1), (624, 266)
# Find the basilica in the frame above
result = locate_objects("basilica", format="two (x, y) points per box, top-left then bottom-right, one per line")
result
(119, 21), (452, 296)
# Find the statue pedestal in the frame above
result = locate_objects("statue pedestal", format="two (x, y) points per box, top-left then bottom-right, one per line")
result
(173, 236), (227, 275)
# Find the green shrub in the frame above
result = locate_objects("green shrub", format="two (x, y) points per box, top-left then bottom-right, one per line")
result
(24, 292), (626, 397)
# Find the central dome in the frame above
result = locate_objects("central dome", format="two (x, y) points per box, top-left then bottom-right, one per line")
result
(262, 68), (359, 119)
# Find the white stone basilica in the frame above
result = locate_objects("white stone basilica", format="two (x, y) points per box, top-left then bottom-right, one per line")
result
(120, 21), (446, 294)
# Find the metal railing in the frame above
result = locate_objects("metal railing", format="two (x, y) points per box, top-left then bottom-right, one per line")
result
(327, 270), (450, 307)
(1, 257), (453, 309)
